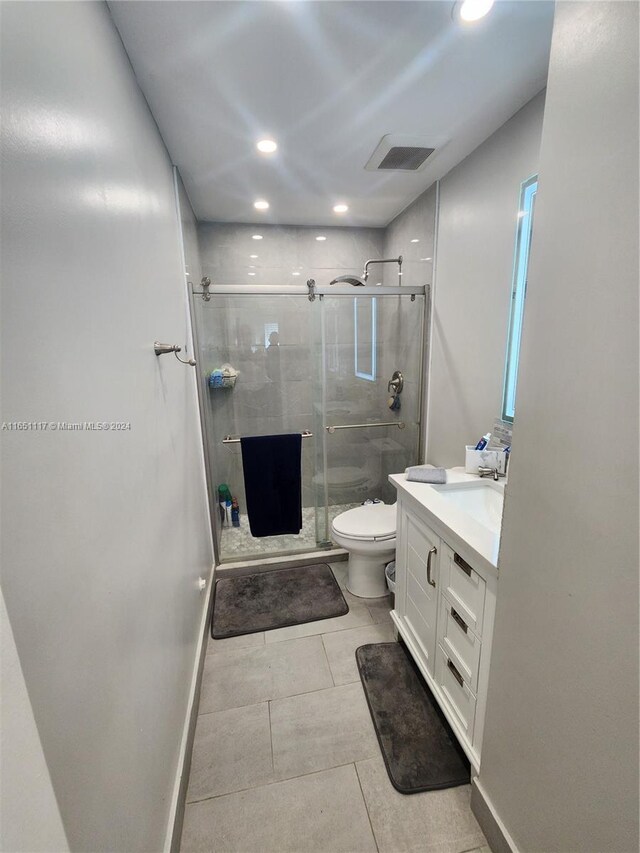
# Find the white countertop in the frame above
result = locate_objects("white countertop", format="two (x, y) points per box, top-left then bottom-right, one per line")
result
(389, 467), (503, 579)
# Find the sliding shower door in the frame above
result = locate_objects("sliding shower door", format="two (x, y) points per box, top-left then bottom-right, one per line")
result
(317, 292), (425, 534)
(191, 286), (426, 563)
(191, 291), (328, 562)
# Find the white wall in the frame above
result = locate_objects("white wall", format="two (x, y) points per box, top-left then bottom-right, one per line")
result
(176, 172), (204, 308)
(0, 592), (69, 853)
(475, 3), (639, 851)
(0, 3), (212, 851)
(427, 91), (545, 466)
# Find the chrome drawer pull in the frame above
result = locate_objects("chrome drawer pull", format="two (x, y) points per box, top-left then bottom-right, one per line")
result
(450, 607), (468, 634)
(454, 552), (473, 577)
(426, 546), (437, 587)
(447, 658), (464, 687)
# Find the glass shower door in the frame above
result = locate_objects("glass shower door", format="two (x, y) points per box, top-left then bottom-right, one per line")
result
(192, 291), (328, 562)
(317, 293), (425, 519)
(190, 286), (425, 563)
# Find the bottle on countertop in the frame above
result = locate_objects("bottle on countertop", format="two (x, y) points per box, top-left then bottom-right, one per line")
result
(475, 432), (491, 450)
(231, 497), (240, 527)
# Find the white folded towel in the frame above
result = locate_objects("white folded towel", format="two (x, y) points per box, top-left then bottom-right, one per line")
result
(406, 465), (447, 484)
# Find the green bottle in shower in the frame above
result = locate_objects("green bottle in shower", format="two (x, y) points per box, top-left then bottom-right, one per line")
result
(218, 484), (232, 526)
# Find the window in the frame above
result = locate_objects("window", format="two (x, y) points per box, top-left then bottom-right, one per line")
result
(354, 297), (376, 381)
(502, 175), (537, 422)
(263, 321), (279, 348)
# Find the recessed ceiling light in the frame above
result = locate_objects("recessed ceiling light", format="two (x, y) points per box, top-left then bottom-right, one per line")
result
(249, 254), (258, 259)
(248, 272), (256, 276)
(252, 234), (263, 240)
(456, 0), (494, 23)
(316, 235), (326, 241)
(333, 204), (348, 214)
(254, 199), (269, 210)
(292, 271), (301, 276)
(256, 138), (277, 154)
(410, 238), (420, 243)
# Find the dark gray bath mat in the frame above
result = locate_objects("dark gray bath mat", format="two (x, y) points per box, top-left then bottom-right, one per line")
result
(211, 563), (348, 639)
(356, 642), (470, 794)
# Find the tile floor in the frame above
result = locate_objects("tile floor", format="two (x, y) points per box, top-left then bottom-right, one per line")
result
(181, 561), (489, 853)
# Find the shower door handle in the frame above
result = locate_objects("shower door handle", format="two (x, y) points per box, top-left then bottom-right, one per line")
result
(326, 421), (405, 433)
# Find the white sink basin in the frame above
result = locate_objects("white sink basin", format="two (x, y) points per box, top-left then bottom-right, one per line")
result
(431, 481), (504, 534)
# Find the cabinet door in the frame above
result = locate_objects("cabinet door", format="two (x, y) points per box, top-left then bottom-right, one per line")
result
(403, 509), (440, 677)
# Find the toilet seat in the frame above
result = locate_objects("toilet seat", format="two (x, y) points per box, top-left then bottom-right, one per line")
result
(331, 503), (396, 542)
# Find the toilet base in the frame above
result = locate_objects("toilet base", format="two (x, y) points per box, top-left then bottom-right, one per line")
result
(346, 551), (392, 599)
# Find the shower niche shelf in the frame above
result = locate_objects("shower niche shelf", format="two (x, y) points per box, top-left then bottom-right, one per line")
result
(208, 370), (238, 389)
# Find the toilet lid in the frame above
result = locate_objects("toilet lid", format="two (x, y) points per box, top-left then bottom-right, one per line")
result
(332, 503), (397, 542)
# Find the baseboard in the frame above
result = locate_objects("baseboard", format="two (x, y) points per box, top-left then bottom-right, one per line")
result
(470, 777), (520, 853)
(164, 563), (216, 853)
(217, 549), (347, 575)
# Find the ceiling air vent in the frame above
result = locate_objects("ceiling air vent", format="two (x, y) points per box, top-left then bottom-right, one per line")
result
(377, 146), (434, 171)
(365, 134), (442, 172)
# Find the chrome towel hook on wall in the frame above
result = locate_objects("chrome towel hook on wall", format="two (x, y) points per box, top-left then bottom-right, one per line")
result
(154, 342), (196, 367)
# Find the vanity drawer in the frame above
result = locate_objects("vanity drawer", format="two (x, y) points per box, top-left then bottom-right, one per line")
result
(435, 645), (477, 738)
(442, 544), (486, 634)
(437, 595), (481, 692)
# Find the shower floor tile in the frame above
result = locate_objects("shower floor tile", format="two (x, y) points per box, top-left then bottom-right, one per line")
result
(219, 503), (359, 560)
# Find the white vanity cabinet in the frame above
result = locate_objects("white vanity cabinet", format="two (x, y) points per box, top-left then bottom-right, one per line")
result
(391, 490), (498, 773)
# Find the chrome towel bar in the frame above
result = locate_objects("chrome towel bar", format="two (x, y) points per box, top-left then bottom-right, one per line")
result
(326, 421), (405, 433)
(222, 429), (313, 445)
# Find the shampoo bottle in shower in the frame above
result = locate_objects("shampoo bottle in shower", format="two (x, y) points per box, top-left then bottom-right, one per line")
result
(218, 484), (231, 526)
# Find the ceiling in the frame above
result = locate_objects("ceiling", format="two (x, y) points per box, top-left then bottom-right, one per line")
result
(108, 0), (554, 227)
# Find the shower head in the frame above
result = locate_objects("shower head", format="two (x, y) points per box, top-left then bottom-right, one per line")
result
(329, 274), (366, 286)
(329, 256), (404, 288)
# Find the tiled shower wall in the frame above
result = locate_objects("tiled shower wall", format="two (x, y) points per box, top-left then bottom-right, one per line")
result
(197, 222), (385, 289)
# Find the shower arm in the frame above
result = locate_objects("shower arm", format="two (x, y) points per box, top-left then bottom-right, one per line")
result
(363, 256), (403, 286)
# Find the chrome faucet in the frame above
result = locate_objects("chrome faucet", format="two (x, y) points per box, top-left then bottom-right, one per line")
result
(478, 466), (502, 482)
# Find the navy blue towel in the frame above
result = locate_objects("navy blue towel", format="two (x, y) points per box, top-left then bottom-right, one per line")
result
(240, 433), (303, 537)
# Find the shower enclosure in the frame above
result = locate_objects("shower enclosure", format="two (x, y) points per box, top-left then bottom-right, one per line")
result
(190, 279), (427, 564)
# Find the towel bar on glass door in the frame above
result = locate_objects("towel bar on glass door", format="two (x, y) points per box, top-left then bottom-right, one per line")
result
(222, 429), (313, 445)
(326, 421), (405, 433)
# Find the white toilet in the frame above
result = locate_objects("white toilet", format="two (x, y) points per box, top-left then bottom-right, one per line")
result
(331, 502), (397, 598)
